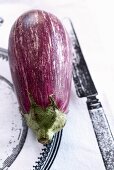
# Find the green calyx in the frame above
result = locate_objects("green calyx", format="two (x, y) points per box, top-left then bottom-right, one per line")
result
(23, 95), (67, 144)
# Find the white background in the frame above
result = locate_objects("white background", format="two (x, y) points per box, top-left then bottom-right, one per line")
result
(0, 0), (114, 170)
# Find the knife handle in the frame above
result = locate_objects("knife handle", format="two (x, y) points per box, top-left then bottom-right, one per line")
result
(87, 96), (114, 170)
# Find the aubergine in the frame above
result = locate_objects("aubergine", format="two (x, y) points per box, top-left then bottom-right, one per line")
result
(8, 10), (72, 144)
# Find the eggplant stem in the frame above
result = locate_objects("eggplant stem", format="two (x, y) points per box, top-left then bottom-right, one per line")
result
(23, 95), (66, 144)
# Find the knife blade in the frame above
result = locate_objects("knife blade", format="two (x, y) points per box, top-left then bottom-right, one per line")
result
(63, 18), (114, 170)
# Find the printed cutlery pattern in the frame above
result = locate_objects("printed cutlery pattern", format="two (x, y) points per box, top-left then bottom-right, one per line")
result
(66, 19), (114, 170)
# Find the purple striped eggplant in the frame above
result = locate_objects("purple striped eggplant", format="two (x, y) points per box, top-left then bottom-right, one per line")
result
(8, 10), (72, 144)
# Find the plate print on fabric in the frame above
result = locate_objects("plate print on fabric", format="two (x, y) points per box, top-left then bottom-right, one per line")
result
(0, 48), (28, 169)
(0, 48), (63, 170)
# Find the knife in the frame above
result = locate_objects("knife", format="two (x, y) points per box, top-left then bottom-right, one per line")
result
(63, 18), (114, 170)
